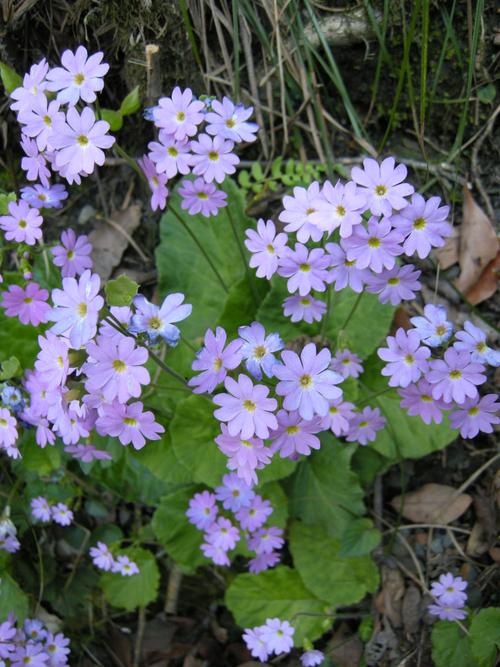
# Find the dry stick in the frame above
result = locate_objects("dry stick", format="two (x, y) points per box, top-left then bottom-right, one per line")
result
(384, 523), (472, 536)
(165, 562), (183, 614)
(133, 607), (146, 667)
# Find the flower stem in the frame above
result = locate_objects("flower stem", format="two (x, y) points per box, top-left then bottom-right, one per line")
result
(320, 285), (332, 339)
(225, 206), (259, 306)
(169, 205), (229, 294)
(113, 142), (146, 181)
(339, 291), (364, 333)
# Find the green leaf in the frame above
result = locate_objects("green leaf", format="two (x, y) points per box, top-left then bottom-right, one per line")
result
(130, 431), (192, 486)
(238, 170), (251, 188)
(0, 573), (29, 621)
(0, 309), (41, 369)
(257, 481), (288, 528)
(217, 274), (269, 337)
(258, 454), (297, 484)
(0, 193), (16, 215)
(0, 62), (22, 94)
(101, 547), (160, 610)
(119, 86), (141, 116)
(151, 486), (206, 573)
(288, 433), (365, 535)
(477, 84), (496, 104)
(470, 608), (500, 667)
(170, 395), (227, 487)
(289, 521), (379, 607)
(431, 621), (476, 667)
(0, 356), (21, 380)
(100, 108), (123, 131)
(105, 274), (139, 306)
(251, 162), (264, 182)
(15, 433), (61, 475)
(339, 518), (381, 557)
(225, 565), (331, 646)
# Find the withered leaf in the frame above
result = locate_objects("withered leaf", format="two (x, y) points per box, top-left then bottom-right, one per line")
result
(89, 203), (142, 280)
(390, 483), (472, 524)
(435, 226), (460, 270)
(464, 250), (500, 305)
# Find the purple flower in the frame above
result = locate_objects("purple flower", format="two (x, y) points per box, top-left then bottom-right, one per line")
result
(449, 394), (499, 438)
(84, 336), (150, 403)
(51, 502), (73, 526)
(274, 343), (343, 420)
(350, 157), (414, 216)
(248, 550), (281, 573)
(153, 87), (205, 140)
(213, 374), (278, 440)
(31, 496), (52, 522)
(11, 643), (49, 667)
(428, 603), (468, 621)
(392, 193), (451, 258)
(49, 270), (104, 348)
(310, 179), (366, 237)
(279, 182), (324, 243)
(238, 322), (283, 380)
(65, 444), (112, 462)
(96, 401), (164, 449)
(454, 320), (500, 367)
(343, 216), (404, 272)
(204, 517), (240, 551)
(427, 348), (486, 404)
(215, 472), (255, 512)
(430, 572), (468, 607)
(148, 132), (192, 178)
(205, 97), (258, 143)
(190, 133), (239, 183)
(215, 425), (271, 486)
(24, 618), (48, 641)
(200, 541), (230, 566)
(235, 494), (273, 532)
(90, 542), (115, 571)
(0, 533), (20, 553)
(10, 58), (48, 113)
(0, 408), (18, 450)
(248, 527), (284, 555)
(112, 555), (139, 576)
(326, 242), (368, 293)
(301, 649), (325, 666)
(283, 294), (326, 323)
(178, 178), (227, 217)
(99, 305), (132, 342)
(365, 264), (422, 305)
(189, 327), (242, 394)
(398, 379), (448, 425)
(410, 304), (453, 347)
(259, 618), (295, 655)
(0, 614), (16, 658)
(278, 244), (331, 296)
(186, 491), (218, 530)
(44, 632), (71, 665)
(320, 397), (356, 436)
(51, 106), (115, 178)
(0, 199), (43, 245)
(245, 219), (288, 280)
(130, 293), (192, 345)
(138, 155), (169, 211)
(378, 328), (431, 388)
(21, 183), (68, 209)
(346, 406), (386, 445)
(243, 626), (269, 662)
(269, 410), (322, 458)
(18, 95), (64, 151)
(35, 331), (71, 386)
(331, 349), (363, 379)
(20, 135), (51, 186)
(1, 282), (50, 326)
(51, 229), (93, 278)
(46, 47), (109, 105)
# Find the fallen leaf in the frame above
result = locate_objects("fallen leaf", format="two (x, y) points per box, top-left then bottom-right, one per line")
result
(328, 622), (364, 667)
(455, 187), (499, 293)
(402, 586), (422, 635)
(464, 250), (500, 304)
(466, 522), (489, 557)
(488, 547), (500, 562)
(89, 203), (142, 280)
(390, 306), (412, 334)
(390, 483), (472, 524)
(375, 566), (405, 628)
(435, 226), (460, 269)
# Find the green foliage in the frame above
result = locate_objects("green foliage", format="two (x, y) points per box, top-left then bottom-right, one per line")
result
(131, 432), (192, 486)
(0, 62), (22, 94)
(119, 86), (141, 116)
(105, 274), (139, 306)
(238, 157), (326, 197)
(100, 108), (123, 131)
(0, 573), (29, 621)
(470, 608), (500, 667)
(431, 621), (476, 667)
(225, 565), (331, 646)
(0, 309), (41, 369)
(217, 274), (269, 337)
(15, 433), (61, 475)
(0, 192), (16, 215)
(339, 518), (381, 557)
(0, 356), (21, 380)
(289, 521), (379, 607)
(101, 547), (160, 610)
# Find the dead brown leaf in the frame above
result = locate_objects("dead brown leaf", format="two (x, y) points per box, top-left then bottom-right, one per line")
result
(390, 483), (472, 524)
(328, 622), (364, 667)
(464, 250), (500, 305)
(455, 187), (499, 293)
(435, 226), (460, 269)
(466, 522), (489, 557)
(402, 586), (422, 635)
(89, 203), (142, 280)
(390, 306), (412, 334)
(375, 566), (405, 628)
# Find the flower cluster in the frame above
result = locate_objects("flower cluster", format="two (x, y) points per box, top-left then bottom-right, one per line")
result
(140, 87), (258, 214)
(242, 617), (324, 665)
(31, 497), (73, 526)
(0, 512), (20, 554)
(245, 158), (452, 323)
(89, 542), (139, 576)
(0, 614), (70, 666)
(428, 572), (468, 621)
(186, 473), (283, 572)
(378, 309), (499, 438)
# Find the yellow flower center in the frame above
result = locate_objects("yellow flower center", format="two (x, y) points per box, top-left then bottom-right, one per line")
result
(197, 192), (209, 200)
(56, 356), (64, 368)
(243, 399), (256, 412)
(344, 259), (356, 266)
(18, 219), (27, 229)
(208, 151), (219, 161)
(226, 118), (236, 128)
(77, 302), (87, 317)
(213, 358), (223, 371)
(241, 439), (253, 447)
(167, 146), (179, 157)
(329, 406), (338, 414)
(374, 184), (387, 196)
(421, 394), (432, 402)
(152, 176), (159, 187)
(67, 250), (75, 260)
(413, 217), (427, 230)
(299, 263), (311, 272)
(299, 374), (312, 388)
(266, 244), (275, 254)
(468, 406), (479, 416)
(286, 425), (300, 434)
(449, 370), (462, 380)
(336, 205), (346, 217)
(253, 345), (267, 359)
(0, 419), (7, 427)
(435, 325), (446, 336)
(38, 194), (47, 201)
(476, 342), (486, 353)
(148, 316), (162, 330)
(300, 298), (311, 305)
(113, 359), (127, 373)
(124, 417), (138, 426)
(77, 134), (89, 146)
(23, 297), (33, 304)
(74, 72), (85, 85)
(359, 420), (369, 427)
(387, 277), (400, 285)
(404, 354), (415, 365)
(176, 111), (186, 122)
(305, 207), (315, 215)
(43, 115), (51, 126)
(368, 237), (380, 248)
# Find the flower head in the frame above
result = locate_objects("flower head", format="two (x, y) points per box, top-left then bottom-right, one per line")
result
(427, 348), (486, 404)
(278, 244), (331, 296)
(51, 502), (73, 526)
(410, 304), (453, 347)
(346, 406), (386, 445)
(235, 494), (273, 532)
(0, 408), (18, 450)
(21, 183), (68, 209)
(215, 425), (271, 486)
(204, 516), (240, 551)
(153, 87), (205, 140)
(320, 397), (356, 436)
(350, 157), (414, 216)
(238, 322), (283, 379)
(310, 179), (366, 237)
(342, 216), (403, 272)
(0, 199), (43, 245)
(46, 46), (109, 105)
(10, 58), (48, 113)
(301, 650), (325, 666)
(365, 264), (421, 305)
(147, 132), (192, 178)
(331, 349), (363, 379)
(90, 542), (115, 571)
(430, 572), (468, 607)
(378, 328), (431, 388)
(130, 293), (192, 345)
(112, 555), (139, 576)
(205, 97), (258, 143)
(186, 491), (218, 530)
(189, 327), (242, 394)
(259, 618), (294, 655)
(190, 133), (239, 183)
(31, 496), (52, 522)
(398, 379), (448, 425)
(454, 321), (500, 367)
(18, 95), (64, 151)
(393, 193), (451, 258)
(269, 409), (322, 459)
(1, 282), (50, 326)
(215, 472), (255, 512)
(178, 178), (227, 217)
(449, 394), (499, 438)
(51, 229), (93, 277)
(248, 527), (284, 555)
(283, 294), (326, 323)
(138, 155), (169, 211)
(326, 242), (368, 293)
(96, 401), (164, 449)
(245, 219), (288, 280)
(20, 134), (51, 186)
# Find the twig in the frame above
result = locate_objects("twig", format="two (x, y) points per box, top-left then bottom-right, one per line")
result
(133, 607), (146, 667)
(165, 562), (183, 614)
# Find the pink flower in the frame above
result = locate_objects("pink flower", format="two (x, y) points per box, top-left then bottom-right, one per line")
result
(378, 328), (431, 388)
(35, 331), (71, 386)
(235, 495), (273, 532)
(186, 491), (218, 530)
(398, 379), (448, 425)
(153, 87), (205, 140)
(215, 472), (255, 511)
(190, 133), (239, 183)
(31, 496), (51, 522)
(178, 178), (227, 217)
(1, 282), (50, 326)
(65, 444), (112, 462)
(346, 406), (386, 445)
(112, 555), (139, 576)
(326, 242), (368, 293)
(449, 394), (500, 438)
(188, 327), (243, 394)
(248, 527), (284, 555)
(148, 132), (192, 178)
(205, 97), (258, 143)
(51, 228), (93, 277)
(204, 517), (240, 551)
(96, 401), (164, 449)
(248, 550), (281, 573)
(310, 179), (366, 237)
(259, 618), (294, 655)
(46, 46), (109, 105)
(278, 244), (331, 296)
(283, 295), (326, 323)
(52, 106), (115, 178)
(427, 348), (486, 404)
(279, 182), (324, 243)
(215, 424), (271, 486)
(20, 134), (51, 186)
(365, 264), (422, 305)
(0, 199), (43, 245)
(21, 183), (68, 209)
(392, 193), (451, 259)
(138, 155), (169, 211)
(343, 216), (404, 272)
(331, 349), (363, 379)
(274, 343), (343, 420)
(213, 374), (278, 439)
(245, 219), (288, 280)
(320, 397), (356, 436)
(51, 502), (73, 526)
(269, 409), (322, 458)
(350, 157), (414, 216)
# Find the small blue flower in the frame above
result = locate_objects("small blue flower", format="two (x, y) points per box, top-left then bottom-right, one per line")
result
(237, 322), (284, 380)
